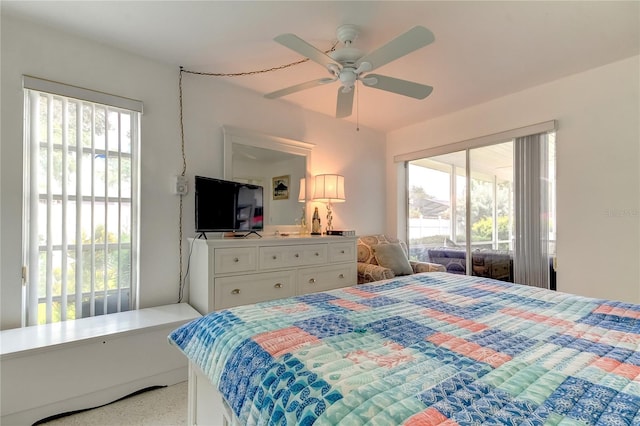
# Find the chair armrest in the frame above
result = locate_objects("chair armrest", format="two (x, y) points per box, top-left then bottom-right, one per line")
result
(410, 261), (446, 273)
(357, 262), (395, 284)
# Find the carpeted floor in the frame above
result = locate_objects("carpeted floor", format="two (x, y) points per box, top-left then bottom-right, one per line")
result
(38, 381), (188, 425)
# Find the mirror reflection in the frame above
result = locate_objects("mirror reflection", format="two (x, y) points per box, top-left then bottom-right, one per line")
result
(223, 126), (312, 227)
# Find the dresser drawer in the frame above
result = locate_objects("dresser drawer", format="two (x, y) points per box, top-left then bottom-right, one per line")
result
(301, 244), (327, 265)
(214, 271), (296, 310)
(328, 241), (356, 263)
(214, 247), (257, 274)
(260, 244), (327, 269)
(259, 245), (303, 269)
(297, 263), (356, 294)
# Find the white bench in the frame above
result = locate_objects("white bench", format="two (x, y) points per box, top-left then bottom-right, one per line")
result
(0, 303), (201, 426)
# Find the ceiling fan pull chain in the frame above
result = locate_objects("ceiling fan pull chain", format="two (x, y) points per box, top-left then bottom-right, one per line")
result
(356, 81), (360, 132)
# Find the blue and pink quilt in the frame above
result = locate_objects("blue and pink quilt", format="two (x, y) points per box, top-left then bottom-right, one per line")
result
(169, 272), (640, 425)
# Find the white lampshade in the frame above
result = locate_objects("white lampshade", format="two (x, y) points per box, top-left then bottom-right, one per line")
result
(313, 174), (346, 203)
(298, 177), (306, 202)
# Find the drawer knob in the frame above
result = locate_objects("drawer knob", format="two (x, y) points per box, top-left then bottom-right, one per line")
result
(315, 252), (319, 256)
(272, 255), (277, 260)
(340, 250), (345, 254)
(274, 283), (282, 289)
(233, 257), (239, 263)
(231, 289), (240, 295)
(338, 273), (345, 279)
(308, 278), (316, 284)
(295, 253), (300, 258)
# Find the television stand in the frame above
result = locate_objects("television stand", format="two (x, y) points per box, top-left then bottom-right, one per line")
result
(234, 231), (262, 238)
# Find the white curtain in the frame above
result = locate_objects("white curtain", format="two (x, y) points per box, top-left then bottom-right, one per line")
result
(514, 133), (550, 288)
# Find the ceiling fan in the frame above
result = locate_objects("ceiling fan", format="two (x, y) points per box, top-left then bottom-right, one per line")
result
(264, 24), (435, 118)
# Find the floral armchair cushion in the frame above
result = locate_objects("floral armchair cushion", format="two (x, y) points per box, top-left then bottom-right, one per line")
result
(357, 235), (445, 284)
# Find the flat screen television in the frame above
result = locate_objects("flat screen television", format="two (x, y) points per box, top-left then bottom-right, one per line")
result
(195, 176), (263, 237)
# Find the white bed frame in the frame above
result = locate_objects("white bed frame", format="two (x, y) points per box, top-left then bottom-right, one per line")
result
(188, 361), (240, 426)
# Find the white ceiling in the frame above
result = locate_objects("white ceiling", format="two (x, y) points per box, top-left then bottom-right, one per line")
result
(2, 1), (639, 133)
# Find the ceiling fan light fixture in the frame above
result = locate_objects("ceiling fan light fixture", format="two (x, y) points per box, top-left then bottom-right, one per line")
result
(339, 69), (357, 87)
(361, 76), (378, 86)
(327, 63), (340, 76)
(354, 61), (372, 74)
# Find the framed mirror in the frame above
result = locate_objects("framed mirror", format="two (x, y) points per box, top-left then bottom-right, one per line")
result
(223, 126), (313, 230)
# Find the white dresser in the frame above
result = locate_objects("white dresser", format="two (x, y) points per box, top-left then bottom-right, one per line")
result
(188, 235), (357, 314)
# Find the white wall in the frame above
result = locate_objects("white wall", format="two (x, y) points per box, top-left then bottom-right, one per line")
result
(387, 56), (640, 304)
(0, 15), (386, 330)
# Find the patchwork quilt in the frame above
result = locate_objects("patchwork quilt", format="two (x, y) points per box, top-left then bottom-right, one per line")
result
(169, 272), (640, 425)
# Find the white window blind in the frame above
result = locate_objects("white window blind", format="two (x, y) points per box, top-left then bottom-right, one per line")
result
(23, 76), (141, 325)
(513, 133), (553, 288)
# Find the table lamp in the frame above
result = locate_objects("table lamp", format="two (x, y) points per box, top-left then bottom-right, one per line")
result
(312, 174), (345, 232)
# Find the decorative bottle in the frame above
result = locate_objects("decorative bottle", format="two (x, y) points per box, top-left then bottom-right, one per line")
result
(311, 207), (321, 235)
(299, 206), (308, 235)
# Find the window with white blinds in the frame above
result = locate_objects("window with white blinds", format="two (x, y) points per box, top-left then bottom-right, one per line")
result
(23, 76), (141, 325)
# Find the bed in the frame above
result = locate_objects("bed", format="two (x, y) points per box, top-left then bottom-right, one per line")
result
(169, 272), (640, 425)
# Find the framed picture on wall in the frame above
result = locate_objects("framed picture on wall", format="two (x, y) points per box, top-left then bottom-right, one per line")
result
(272, 175), (290, 200)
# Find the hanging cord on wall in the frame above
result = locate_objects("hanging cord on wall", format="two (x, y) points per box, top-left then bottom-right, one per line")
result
(177, 66), (187, 302)
(176, 42), (338, 303)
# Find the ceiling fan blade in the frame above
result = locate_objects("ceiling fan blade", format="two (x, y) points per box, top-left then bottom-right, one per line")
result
(362, 74), (433, 99)
(336, 87), (354, 118)
(264, 77), (336, 99)
(357, 26), (434, 71)
(274, 33), (340, 68)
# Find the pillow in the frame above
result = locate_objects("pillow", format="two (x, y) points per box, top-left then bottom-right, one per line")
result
(371, 243), (413, 276)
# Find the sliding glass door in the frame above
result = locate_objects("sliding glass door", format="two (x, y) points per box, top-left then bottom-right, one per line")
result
(408, 151), (466, 247)
(407, 133), (555, 288)
(468, 142), (514, 282)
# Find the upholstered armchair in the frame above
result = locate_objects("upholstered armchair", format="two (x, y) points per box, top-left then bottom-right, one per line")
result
(357, 234), (446, 284)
